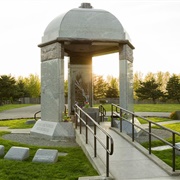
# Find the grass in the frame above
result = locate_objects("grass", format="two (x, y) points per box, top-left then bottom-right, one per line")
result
(0, 131), (98, 179)
(137, 117), (172, 124)
(95, 103), (180, 112)
(134, 104), (180, 112)
(0, 104), (33, 112)
(153, 149), (180, 170)
(1, 103), (180, 113)
(140, 122), (180, 170)
(0, 119), (34, 129)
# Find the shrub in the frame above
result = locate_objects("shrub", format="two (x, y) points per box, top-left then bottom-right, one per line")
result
(170, 111), (180, 120)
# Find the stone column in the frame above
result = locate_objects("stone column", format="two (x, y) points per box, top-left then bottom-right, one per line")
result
(31, 42), (75, 140)
(119, 44), (134, 112)
(40, 42), (65, 122)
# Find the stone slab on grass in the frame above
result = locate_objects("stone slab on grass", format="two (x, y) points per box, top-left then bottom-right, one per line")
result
(32, 149), (58, 163)
(4, 146), (29, 161)
(0, 145), (5, 156)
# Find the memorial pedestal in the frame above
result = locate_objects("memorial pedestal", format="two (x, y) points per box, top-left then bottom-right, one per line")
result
(30, 120), (75, 140)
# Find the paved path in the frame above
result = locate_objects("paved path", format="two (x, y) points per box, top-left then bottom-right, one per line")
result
(0, 105), (41, 120)
(0, 104), (171, 120)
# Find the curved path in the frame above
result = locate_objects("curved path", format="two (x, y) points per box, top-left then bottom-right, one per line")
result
(0, 105), (41, 120)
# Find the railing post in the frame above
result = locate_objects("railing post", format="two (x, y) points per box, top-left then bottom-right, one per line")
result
(149, 122), (152, 154)
(80, 110), (82, 134)
(132, 114), (135, 142)
(75, 105), (78, 129)
(75, 112), (77, 129)
(106, 136), (109, 177)
(94, 124), (97, 157)
(120, 109), (122, 132)
(86, 115), (88, 144)
(111, 104), (113, 127)
(172, 132), (176, 172)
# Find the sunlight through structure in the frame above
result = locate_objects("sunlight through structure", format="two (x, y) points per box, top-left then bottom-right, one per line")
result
(31, 3), (135, 140)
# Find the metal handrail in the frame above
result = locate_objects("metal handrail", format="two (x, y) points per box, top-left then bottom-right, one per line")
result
(33, 105), (68, 121)
(34, 110), (41, 121)
(111, 103), (180, 172)
(99, 104), (106, 122)
(74, 104), (114, 177)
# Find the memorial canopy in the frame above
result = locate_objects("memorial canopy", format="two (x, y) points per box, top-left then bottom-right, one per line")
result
(40, 3), (134, 56)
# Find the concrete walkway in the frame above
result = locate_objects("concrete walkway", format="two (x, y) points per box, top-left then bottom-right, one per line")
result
(76, 122), (180, 180)
(0, 105), (180, 179)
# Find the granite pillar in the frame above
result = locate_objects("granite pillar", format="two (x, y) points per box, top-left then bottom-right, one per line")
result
(31, 43), (75, 140)
(119, 44), (134, 112)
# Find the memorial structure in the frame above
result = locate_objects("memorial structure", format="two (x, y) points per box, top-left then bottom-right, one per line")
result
(31, 3), (135, 140)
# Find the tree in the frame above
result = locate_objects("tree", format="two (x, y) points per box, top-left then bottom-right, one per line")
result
(166, 74), (180, 103)
(93, 75), (107, 100)
(133, 71), (143, 99)
(16, 76), (30, 98)
(106, 76), (119, 98)
(23, 74), (41, 97)
(135, 77), (164, 104)
(0, 75), (17, 104)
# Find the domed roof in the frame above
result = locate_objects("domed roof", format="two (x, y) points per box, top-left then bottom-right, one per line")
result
(42, 3), (126, 43)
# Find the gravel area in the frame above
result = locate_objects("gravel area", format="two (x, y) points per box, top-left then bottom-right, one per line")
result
(135, 128), (172, 143)
(2, 128), (172, 147)
(2, 133), (79, 147)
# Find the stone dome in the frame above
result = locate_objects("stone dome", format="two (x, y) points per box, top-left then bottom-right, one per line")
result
(42, 3), (126, 43)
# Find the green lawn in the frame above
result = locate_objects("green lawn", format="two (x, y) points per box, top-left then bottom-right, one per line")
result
(0, 119), (33, 129)
(134, 104), (180, 112)
(0, 131), (98, 179)
(1, 103), (179, 113)
(0, 104), (33, 112)
(95, 103), (180, 112)
(141, 122), (180, 170)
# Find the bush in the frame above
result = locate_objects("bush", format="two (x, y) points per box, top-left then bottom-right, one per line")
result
(170, 111), (180, 120)
(99, 99), (107, 104)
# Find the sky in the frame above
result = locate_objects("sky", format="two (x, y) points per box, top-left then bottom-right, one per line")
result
(0, 0), (180, 79)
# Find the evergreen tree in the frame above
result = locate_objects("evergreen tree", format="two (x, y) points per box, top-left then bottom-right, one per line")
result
(135, 77), (164, 104)
(106, 76), (119, 98)
(0, 75), (17, 104)
(166, 74), (180, 103)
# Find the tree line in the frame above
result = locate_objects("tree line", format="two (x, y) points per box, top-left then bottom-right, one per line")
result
(0, 71), (179, 105)
(0, 74), (40, 105)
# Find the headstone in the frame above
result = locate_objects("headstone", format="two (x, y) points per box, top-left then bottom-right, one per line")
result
(4, 146), (29, 161)
(0, 145), (5, 156)
(32, 149), (58, 163)
(113, 117), (142, 136)
(175, 144), (180, 156)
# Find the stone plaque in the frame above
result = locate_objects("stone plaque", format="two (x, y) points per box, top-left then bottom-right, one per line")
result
(4, 146), (29, 161)
(32, 149), (58, 163)
(31, 120), (57, 137)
